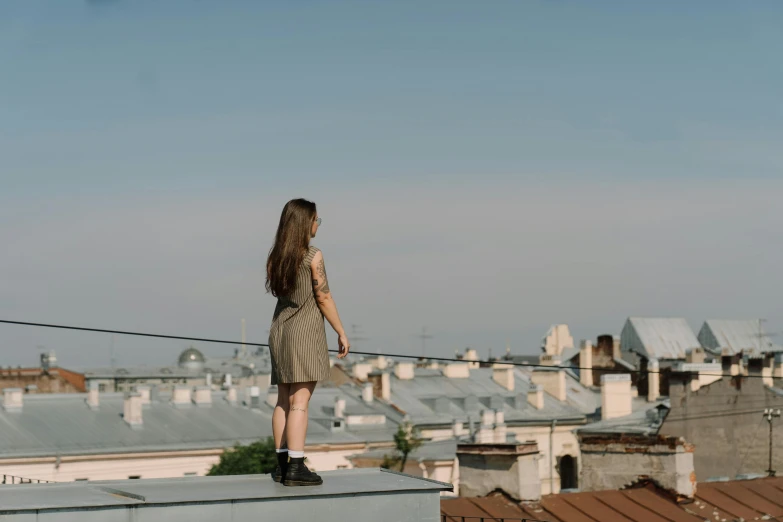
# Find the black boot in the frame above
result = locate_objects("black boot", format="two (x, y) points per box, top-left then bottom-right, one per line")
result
(273, 452), (288, 483)
(283, 457), (323, 486)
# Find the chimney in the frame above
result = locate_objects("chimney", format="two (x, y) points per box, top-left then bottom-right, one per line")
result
(492, 364), (514, 391)
(225, 386), (238, 405)
(394, 362), (415, 380)
(224, 373), (233, 388)
(206, 372), (213, 388)
(476, 409), (495, 443)
(463, 348), (480, 369)
(647, 359), (660, 402)
(371, 355), (389, 370)
(531, 369), (566, 402)
(123, 392), (143, 428)
(252, 385), (265, 408)
(352, 362), (373, 381)
(457, 442), (541, 501)
(3, 388), (23, 412)
(194, 385), (212, 406)
(494, 410), (507, 443)
(135, 385), (151, 406)
(686, 347), (705, 364)
(452, 418), (465, 438)
(722, 352), (741, 376)
(443, 362), (471, 378)
(86, 381), (100, 410)
(362, 382), (374, 404)
(334, 396), (346, 419)
(368, 371), (391, 401)
(601, 374), (632, 420)
(579, 340), (593, 387)
(171, 385), (192, 407)
(527, 384), (544, 410)
(763, 354), (774, 387)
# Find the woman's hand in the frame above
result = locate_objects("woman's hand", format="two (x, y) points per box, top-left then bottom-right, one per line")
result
(338, 334), (350, 359)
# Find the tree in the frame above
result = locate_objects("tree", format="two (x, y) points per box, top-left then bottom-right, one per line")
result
(381, 422), (422, 473)
(207, 437), (277, 476)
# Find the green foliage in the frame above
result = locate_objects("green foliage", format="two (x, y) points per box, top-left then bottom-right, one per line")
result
(381, 422), (423, 472)
(207, 437), (278, 476)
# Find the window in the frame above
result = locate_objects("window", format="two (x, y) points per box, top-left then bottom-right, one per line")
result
(558, 455), (578, 491)
(98, 384), (106, 392)
(128, 475), (141, 480)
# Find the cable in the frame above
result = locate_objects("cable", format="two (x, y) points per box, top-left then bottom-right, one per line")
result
(0, 318), (777, 379)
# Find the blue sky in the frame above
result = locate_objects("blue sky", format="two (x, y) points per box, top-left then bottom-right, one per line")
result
(1, 1), (782, 367)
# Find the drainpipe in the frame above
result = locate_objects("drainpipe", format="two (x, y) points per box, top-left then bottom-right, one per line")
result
(550, 419), (557, 494)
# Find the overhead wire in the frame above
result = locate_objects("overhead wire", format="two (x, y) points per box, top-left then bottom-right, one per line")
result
(0, 318), (776, 380)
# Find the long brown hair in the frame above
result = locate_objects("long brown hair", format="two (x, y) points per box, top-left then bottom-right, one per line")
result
(266, 198), (317, 297)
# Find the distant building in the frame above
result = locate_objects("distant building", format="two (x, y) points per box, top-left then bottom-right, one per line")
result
(698, 319), (782, 355)
(0, 351), (85, 394)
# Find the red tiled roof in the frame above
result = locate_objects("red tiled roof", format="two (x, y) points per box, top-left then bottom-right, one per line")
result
(441, 477), (783, 522)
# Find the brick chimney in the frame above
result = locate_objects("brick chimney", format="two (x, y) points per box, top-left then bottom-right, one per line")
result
(368, 371), (391, 401)
(579, 340), (593, 387)
(394, 362), (415, 380)
(686, 347), (705, 364)
(493, 411), (507, 443)
(531, 368), (566, 402)
(457, 442), (541, 501)
(527, 384), (544, 410)
(476, 409), (495, 443)
(462, 348), (480, 369)
(86, 381), (100, 410)
(362, 382), (374, 404)
(647, 359), (660, 402)
(334, 396), (346, 419)
(194, 385), (212, 407)
(3, 388), (23, 412)
(352, 362), (373, 381)
(601, 374), (632, 420)
(492, 363), (514, 391)
(123, 392), (143, 429)
(136, 385), (151, 406)
(452, 418), (465, 438)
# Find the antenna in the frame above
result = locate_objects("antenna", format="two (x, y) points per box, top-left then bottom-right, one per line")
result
(241, 318), (247, 359)
(110, 335), (116, 369)
(416, 327), (433, 358)
(765, 408), (782, 476)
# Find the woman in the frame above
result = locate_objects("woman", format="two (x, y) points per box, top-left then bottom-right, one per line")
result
(266, 198), (350, 486)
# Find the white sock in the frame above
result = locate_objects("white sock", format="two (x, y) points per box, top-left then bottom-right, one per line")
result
(275, 449), (288, 454)
(288, 450), (304, 459)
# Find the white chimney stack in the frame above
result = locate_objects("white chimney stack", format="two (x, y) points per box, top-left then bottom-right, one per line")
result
(493, 410), (507, 443)
(527, 384), (544, 410)
(601, 374), (632, 420)
(171, 385), (192, 407)
(206, 372), (213, 388)
(492, 363), (514, 391)
(476, 409), (495, 443)
(3, 388), (23, 412)
(86, 381), (100, 410)
(443, 362), (471, 378)
(334, 396), (346, 418)
(580, 340), (593, 387)
(225, 386), (238, 405)
(394, 362), (415, 380)
(648, 359), (660, 402)
(452, 418), (464, 438)
(362, 382), (374, 404)
(352, 363), (373, 381)
(123, 392), (143, 428)
(136, 385), (151, 406)
(531, 369), (567, 402)
(224, 373), (233, 388)
(194, 385), (212, 406)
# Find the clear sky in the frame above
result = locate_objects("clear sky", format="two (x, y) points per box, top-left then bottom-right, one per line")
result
(1, 1), (782, 368)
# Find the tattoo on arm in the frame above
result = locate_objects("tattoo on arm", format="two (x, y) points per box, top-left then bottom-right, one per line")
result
(312, 258), (331, 295)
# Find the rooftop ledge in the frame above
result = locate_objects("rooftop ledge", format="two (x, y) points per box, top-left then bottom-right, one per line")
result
(0, 469), (452, 522)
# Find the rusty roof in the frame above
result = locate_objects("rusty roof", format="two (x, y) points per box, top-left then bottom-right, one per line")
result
(441, 477), (783, 522)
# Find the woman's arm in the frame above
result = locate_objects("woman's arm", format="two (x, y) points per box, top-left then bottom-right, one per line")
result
(311, 250), (350, 358)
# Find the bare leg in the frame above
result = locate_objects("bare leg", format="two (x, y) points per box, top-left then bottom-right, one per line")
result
(273, 383), (290, 449)
(286, 381), (316, 451)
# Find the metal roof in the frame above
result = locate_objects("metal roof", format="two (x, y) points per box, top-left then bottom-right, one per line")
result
(0, 469), (451, 513)
(578, 399), (670, 436)
(0, 385), (402, 458)
(350, 438), (459, 463)
(698, 319), (782, 355)
(442, 476), (783, 522)
(387, 367), (587, 427)
(621, 317), (700, 360)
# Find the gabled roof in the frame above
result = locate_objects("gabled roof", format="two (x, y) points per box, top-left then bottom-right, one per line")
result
(698, 319), (782, 355)
(621, 317), (700, 360)
(442, 476), (783, 522)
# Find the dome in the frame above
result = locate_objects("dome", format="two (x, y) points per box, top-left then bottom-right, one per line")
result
(178, 347), (206, 371)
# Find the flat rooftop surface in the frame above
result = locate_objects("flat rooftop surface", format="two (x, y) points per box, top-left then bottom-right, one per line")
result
(0, 469), (452, 512)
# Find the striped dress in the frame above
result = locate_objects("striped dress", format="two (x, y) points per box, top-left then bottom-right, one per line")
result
(268, 246), (330, 385)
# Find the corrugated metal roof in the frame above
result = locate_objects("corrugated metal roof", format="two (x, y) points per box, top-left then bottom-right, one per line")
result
(442, 477), (783, 522)
(621, 318), (700, 360)
(698, 319), (782, 355)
